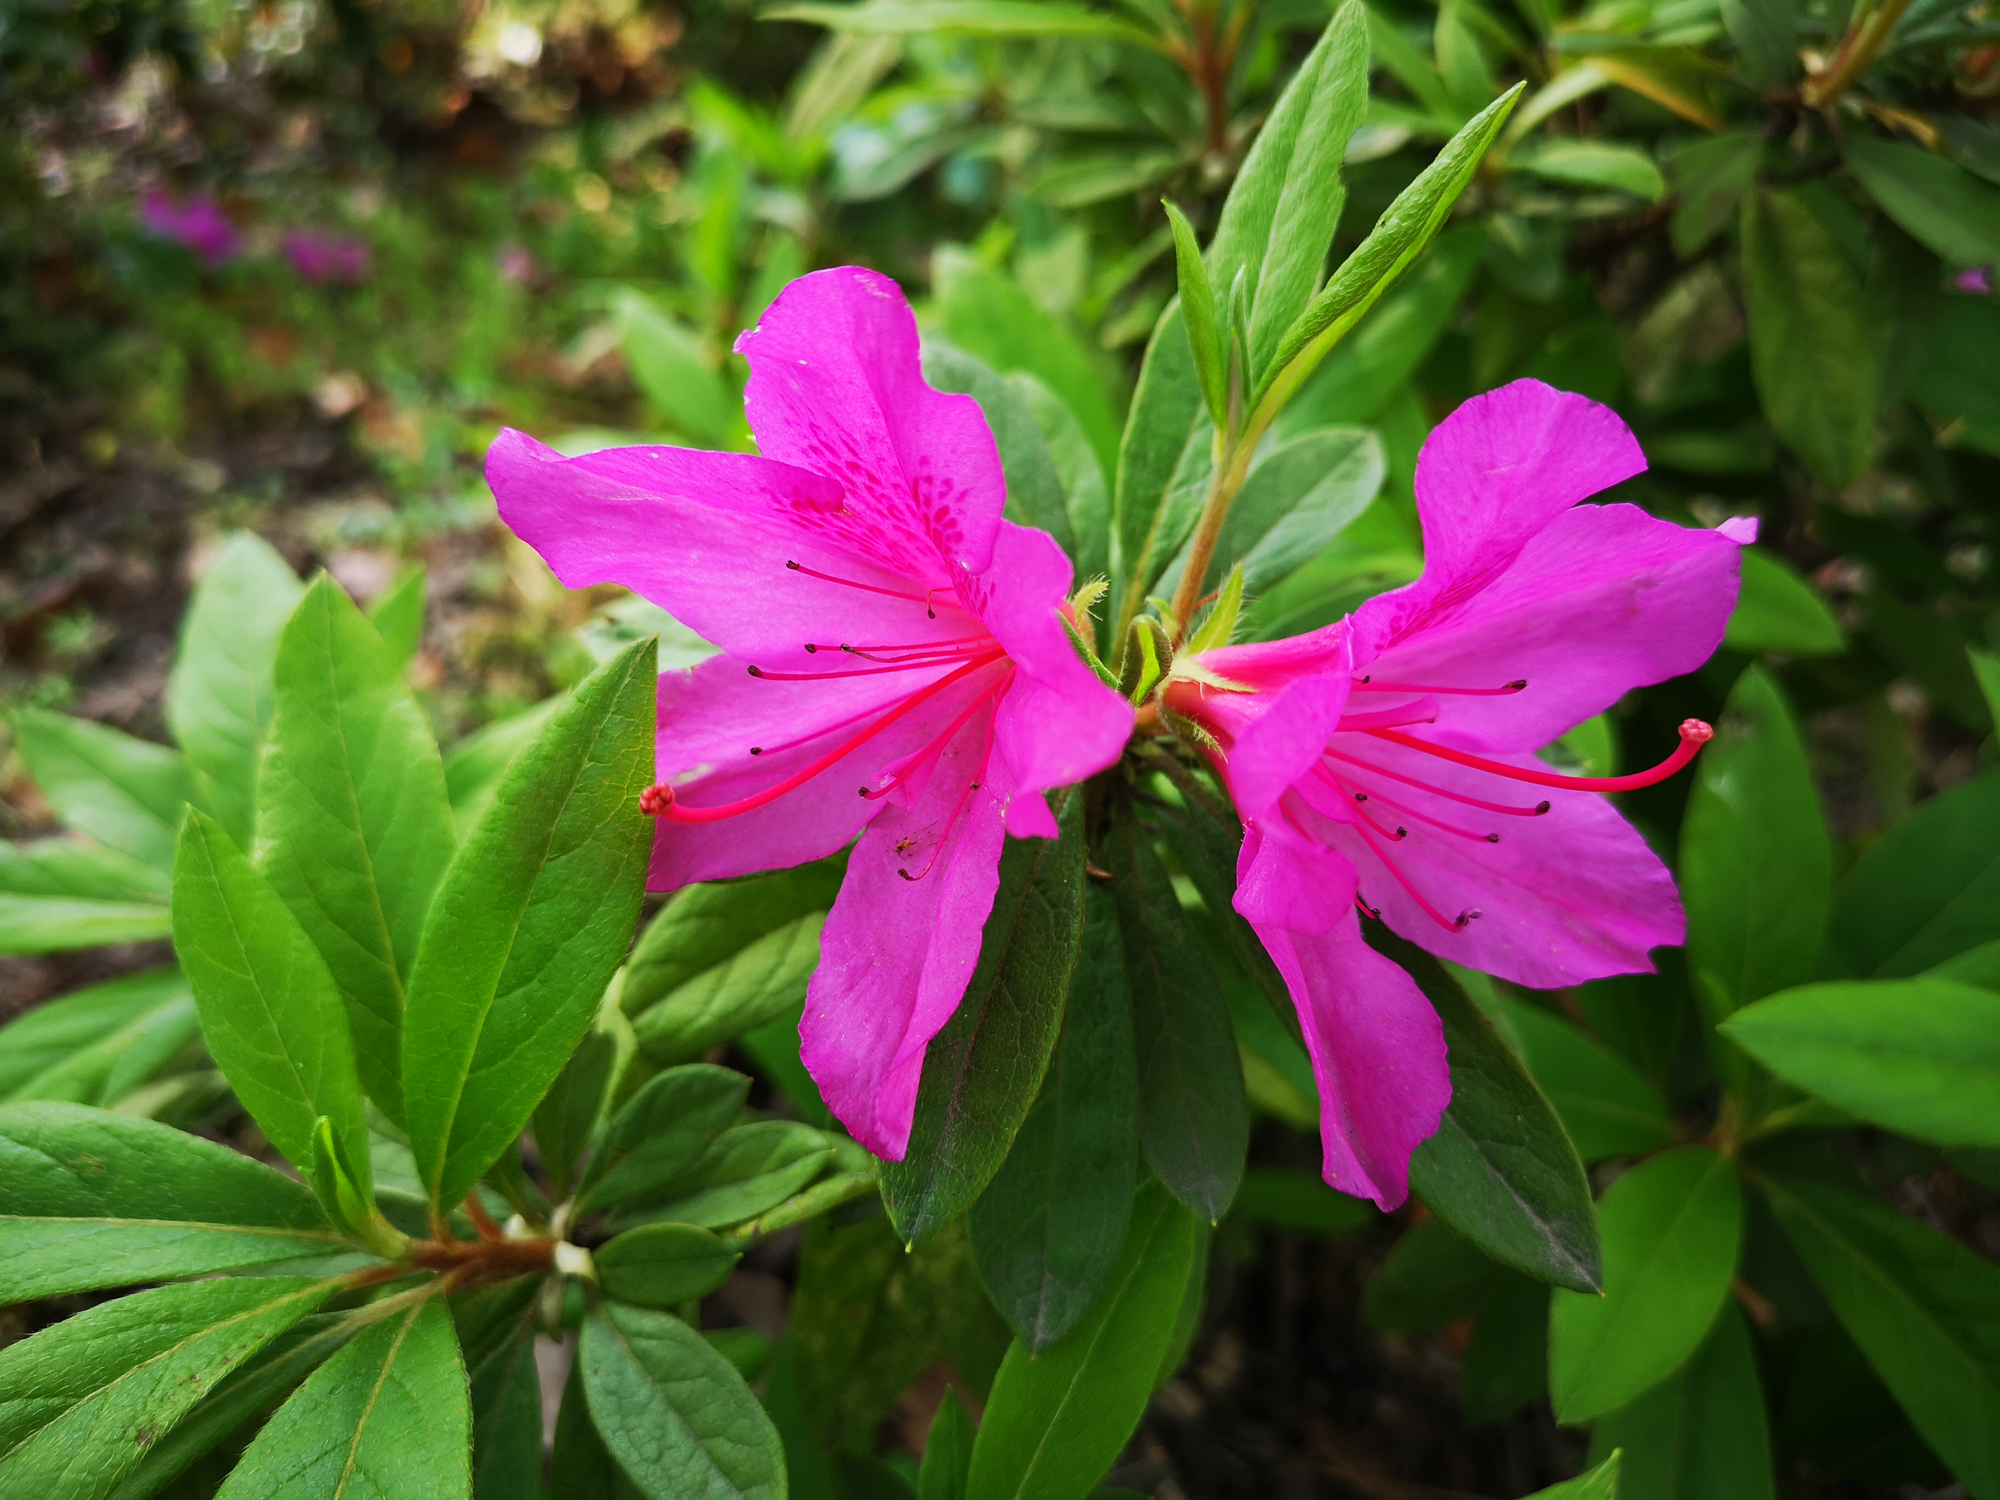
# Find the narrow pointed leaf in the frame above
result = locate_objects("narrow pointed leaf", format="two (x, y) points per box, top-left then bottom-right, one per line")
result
(14, 709), (195, 871)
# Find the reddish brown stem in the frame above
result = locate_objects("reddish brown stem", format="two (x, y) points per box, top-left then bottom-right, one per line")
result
(464, 1191), (505, 1243)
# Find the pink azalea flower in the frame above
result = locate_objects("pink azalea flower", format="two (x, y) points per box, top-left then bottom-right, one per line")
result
(1955, 265), (1994, 296)
(1163, 379), (1752, 1210)
(281, 228), (373, 284)
(139, 190), (240, 267)
(487, 267), (1132, 1159)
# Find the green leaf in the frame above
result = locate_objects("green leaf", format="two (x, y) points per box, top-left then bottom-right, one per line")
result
(969, 884), (1138, 1351)
(441, 698), (561, 838)
(614, 289), (737, 444)
(402, 638), (655, 1210)
(626, 1120), (836, 1230)
(1764, 1172), (2000, 1493)
(1725, 979), (2000, 1146)
(1010, 371), (1111, 585)
(1460, 1274), (1550, 1424)
(1679, 666), (1830, 1043)
(1110, 302), (1203, 630)
(548, 1361), (634, 1500)
(1973, 647), (2000, 730)
(171, 809), (370, 1180)
(1586, 1300), (1773, 1500)
(1523, 1451), (1622, 1500)
(468, 1316), (541, 1500)
(216, 1297), (471, 1500)
(0, 1102), (344, 1300)
(1254, 84), (1524, 426)
(580, 1301), (785, 1500)
(1725, 548), (1845, 655)
(1549, 1146), (1744, 1424)
(0, 1276), (332, 1500)
(769, 0), (1160, 47)
(965, 1182), (1196, 1500)
(14, 710), (195, 871)
(1164, 203), (1227, 431)
(582, 1064), (750, 1210)
(1740, 188), (1878, 488)
(1511, 140), (1666, 200)
(1720, 0), (1795, 84)
(366, 566), (427, 675)
(0, 967), (194, 1105)
(165, 531), (306, 847)
(534, 1029), (617, 1200)
(1374, 927), (1601, 1292)
(1361, 1217), (1502, 1331)
(597, 1223), (742, 1305)
(1823, 769), (2000, 978)
(0, 839), (170, 953)
(1845, 135), (2000, 269)
(1669, 131), (1764, 257)
(257, 574), (457, 1125)
(918, 1391), (976, 1500)
(1207, 0), (1372, 379)
(1104, 815), (1247, 1223)
(881, 794), (1086, 1244)
(924, 344), (1078, 562)
(1230, 1166), (1375, 1234)
(1504, 1001), (1677, 1162)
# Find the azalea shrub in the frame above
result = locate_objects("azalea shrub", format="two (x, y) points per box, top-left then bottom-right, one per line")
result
(7, 0), (2000, 1493)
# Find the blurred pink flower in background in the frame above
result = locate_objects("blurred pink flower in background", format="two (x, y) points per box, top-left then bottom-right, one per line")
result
(139, 191), (240, 266)
(280, 229), (373, 284)
(496, 244), (535, 284)
(1955, 266), (1994, 295)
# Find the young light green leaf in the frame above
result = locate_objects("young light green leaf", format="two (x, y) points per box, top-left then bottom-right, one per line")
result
(1822, 769), (2000, 979)
(165, 531), (306, 847)
(0, 1276), (332, 1500)
(257, 574), (457, 1125)
(1740, 188), (1877, 488)
(1549, 1146), (1744, 1424)
(1723, 979), (2000, 1146)
(1765, 1172), (2000, 1494)
(171, 809), (369, 1182)
(1504, 1001), (1677, 1162)
(1586, 1301), (1774, 1500)
(1844, 135), (2000, 270)
(0, 1102), (344, 1300)
(1375, 928), (1601, 1292)
(366, 566), (427, 675)
(1724, 548), (1844, 655)
(881, 795), (1086, 1244)
(969, 884), (1138, 1352)
(0, 967), (193, 1106)
(0, 839), (170, 954)
(965, 1182), (1196, 1500)
(441, 697), (561, 837)
(402, 638), (655, 1211)
(597, 1223), (741, 1305)
(1183, 564), (1245, 656)
(14, 709), (195, 871)
(1105, 816), (1247, 1223)
(580, 1301), (785, 1500)
(216, 1297), (471, 1500)
(1164, 202), (1226, 431)
(1523, 1451), (1622, 1500)
(1510, 140), (1666, 201)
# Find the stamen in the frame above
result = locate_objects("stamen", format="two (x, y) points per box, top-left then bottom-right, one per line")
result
(1352, 676), (1528, 696)
(1347, 819), (1469, 934)
(860, 683), (1004, 801)
(1314, 766), (1407, 841)
(898, 716), (1002, 881)
(747, 656), (976, 682)
(1336, 700), (1441, 733)
(1324, 748), (1551, 817)
(786, 559), (950, 618)
(804, 634), (988, 660)
(1354, 894), (1381, 919)
(748, 699), (891, 759)
(1365, 719), (1714, 794)
(1332, 771), (1502, 844)
(641, 652), (1005, 823)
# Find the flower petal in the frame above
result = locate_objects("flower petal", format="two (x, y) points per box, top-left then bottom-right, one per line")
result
(1177, 625), (1354, 824)
(1235, 824), (1448, 1211)
(1300, 740), (1683, 988)
(1355, 379), (1646, 656)
(1355, 502), (1745, 752)
(739, 267), (1007, 577)
(800, 707), (1012, 1158)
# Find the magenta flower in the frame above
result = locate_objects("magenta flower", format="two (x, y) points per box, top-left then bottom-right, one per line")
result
(1164, 379), (1752, 1210)
(1955, 265), (1993, 296)
(487, 267), (1132, 1159)
(139, 190), (240, 267)
(281, 228), (373, 285)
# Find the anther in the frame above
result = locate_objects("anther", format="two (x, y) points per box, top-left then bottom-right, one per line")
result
(1485, 833), (1500, 843)
(749, 747), (763, 756)
(638, 784), (675, 817)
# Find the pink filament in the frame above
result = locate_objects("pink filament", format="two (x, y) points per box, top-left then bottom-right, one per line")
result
(1352, 676), (1527, 697)
(1323, 747), (1551, 817)
(1365, 719), (1713, 793)
(786, 559), (949, 618)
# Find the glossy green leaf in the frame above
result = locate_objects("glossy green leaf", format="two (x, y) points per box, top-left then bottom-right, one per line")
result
(614, 289), (736, 444)
(1823, 769), (2000, 978)
(1740, 188), (1877, 487)
(548, 1360), (635, 1500)
(925, 343), (1078, 561)
(165, 531), (306, 847)
(628, 1120), (835, 1230)
(1504, 1001), (1676, 1162)
(0, 967), (194, 1106)
(468, 1315), (541, 1500)
(1375, 928), (1600, 1292)
(1361, 1217), (1501, 1332)
(583, 1064), (750, 1210)
(965, 1183), (1196, 1500)
(1550, 1146), (1744, 1424)
(14, 709), (195, 870)
(1512, 140), (1665, 200)
(0, 1101), (344, 1300)
(1524, 1451), (1622, 1500)
(1110, 301), (1202, 628)
(623, 862), (841, 1065)
(580, 1301), (785, 1500)
(1679, 665), (1830, 1061)
(217, 1297), (470, 1500)
(1586, 1300), (1773, 1500)
(257, 574), (456, 1125)
(0, 1276), (331, 1500)
(366, 566), (427, 675)
(1724, 979), (2000, 1145)
(881, 795), (1086, 1244)
(0, 839), (170, 953)
(533, 1028), (616, 1199)
(1845, 135), (2000, 269)
(1105, 815), (1247, 1223)
(172, 808), (369, 1180)
(1765, 1172), (2000, 1494)
(402, 638), (655, 1210)
(918, 1391), (976, 1500)
(970, 884), (1138, 1351)
(1724, 548), (1844, 655)
(597, 1223), (742, 1305)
